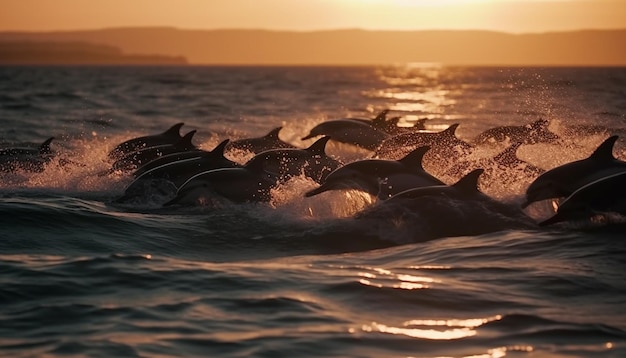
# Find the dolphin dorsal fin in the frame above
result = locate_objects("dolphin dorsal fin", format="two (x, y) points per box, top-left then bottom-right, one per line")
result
(398, 146), (430, 171)
(39, 137), (54, 155)
(163, 122), (184, 138)
(589, 135), (618, 161)
(210, 139), (230, 157)
(493, 142), (523, 165)
(372, 109), (390, 124)
(306, 136), (331, 155)
(453, 168), (484, 193)
(264, 127), (282, 140)
(174, 130), (196, 150)
(440, 123), (460, 138)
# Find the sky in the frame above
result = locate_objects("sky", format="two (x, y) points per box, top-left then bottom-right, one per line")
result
(0, 0), (625, 34)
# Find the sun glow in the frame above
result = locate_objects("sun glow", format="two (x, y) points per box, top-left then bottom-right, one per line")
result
(345, 0), (495, 7)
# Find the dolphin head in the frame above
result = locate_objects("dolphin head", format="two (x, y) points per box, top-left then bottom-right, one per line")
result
(523, 174), (567, 208)
(164, 172), (215, 206)
(305, 166), (380, 197)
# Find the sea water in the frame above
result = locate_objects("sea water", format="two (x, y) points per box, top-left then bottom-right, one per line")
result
(1, 65), (625, 357)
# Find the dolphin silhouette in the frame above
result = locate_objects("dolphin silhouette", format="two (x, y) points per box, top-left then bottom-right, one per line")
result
(0, 137), (55, 172)
(108, 122), (184, 159)
(301, 120), (390, 150)
(109, 130), (197, 174)
(523, 135), (626, 208)
(245, 136), (341, 184)
(227, 127), (295, 154)
(539, 171), (626, 226)
(375, 123), (472, 160)
(305, 146), (444, 199)
(163, 156), (277, 206)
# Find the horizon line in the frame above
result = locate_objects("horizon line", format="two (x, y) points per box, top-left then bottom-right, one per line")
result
(2, 26), (626, 36)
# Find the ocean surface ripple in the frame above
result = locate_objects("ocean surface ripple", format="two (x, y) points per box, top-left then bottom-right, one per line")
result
(1, 65), (626, 357)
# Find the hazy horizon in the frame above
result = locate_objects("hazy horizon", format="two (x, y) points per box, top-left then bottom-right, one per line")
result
(1, 0), (625, 34)
(4, 26), (626, 35)
(1, 27), (624, 66)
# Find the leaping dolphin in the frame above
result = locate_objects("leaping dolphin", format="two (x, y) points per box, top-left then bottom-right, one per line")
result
(473, 119), (559, 145)
(304, 146), (444, 199)
(116, 140), (241, 204)
(163, 157), (277, 206)
(301, 120), (390, 151)
(108, 122), (184, 159)
(444, 141), (544, 179)
(245, 136), (341, 183)
(539, 171), (626, 226)
(386, 169), (486, 203)
(109, 130), (198, 174)
(0, 137), (55, 172)
(227, 127), (296, 154)
(523, 135), (626, 208)
(375, 123), (472, 160)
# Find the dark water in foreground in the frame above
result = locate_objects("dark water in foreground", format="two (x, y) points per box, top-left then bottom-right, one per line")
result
(1, 66), (626, 357)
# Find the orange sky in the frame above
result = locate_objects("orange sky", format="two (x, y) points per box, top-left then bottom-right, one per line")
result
(0, 0), (624, 33)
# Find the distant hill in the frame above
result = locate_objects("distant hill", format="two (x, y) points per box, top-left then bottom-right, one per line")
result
(0, 28), (624, 66)
(0, 41), (187, 65)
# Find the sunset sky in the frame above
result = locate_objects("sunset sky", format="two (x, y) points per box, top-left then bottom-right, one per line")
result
(1, 0), (624, 33)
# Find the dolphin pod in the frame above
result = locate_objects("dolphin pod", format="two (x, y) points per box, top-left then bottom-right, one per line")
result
(3, 116), (624, 227)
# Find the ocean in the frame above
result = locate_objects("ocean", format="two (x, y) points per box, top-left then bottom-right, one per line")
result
(1, 65), (625, 357)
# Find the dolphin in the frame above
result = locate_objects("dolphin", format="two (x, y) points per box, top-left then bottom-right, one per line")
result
(523, 135), (626, 208)
(0, 137), (54, 156)
(386, 169), (486, 203)
(348, 110), (424, 135)
(356, 169), (535, 239)
(116, 140), (241, 203)
(108, 122), (185, 159)
(227, 127), (296, 154)
(163, 157), (278, 206)
(301, 120), (390, 151)
(473, 119), (559, 145)
(444, 142), (544, 179)
(374, 123), (473, 160)
(132, 148), (208, 178)
(109, 130), (198, 174)
(244, 136), (341, 183)
(304, 146), (444, 199)
(539, 171), (626, 226)
(0, 137), (55, 172)
(339, 109), (403, 135)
